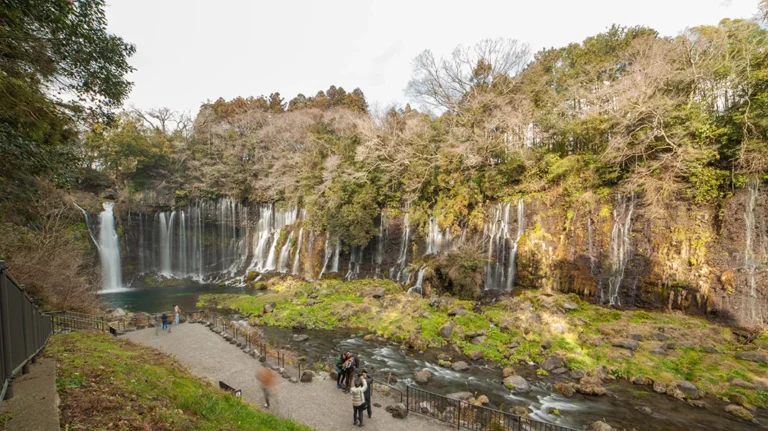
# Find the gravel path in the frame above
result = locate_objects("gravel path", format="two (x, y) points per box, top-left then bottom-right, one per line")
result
(124, 323), (451, 431)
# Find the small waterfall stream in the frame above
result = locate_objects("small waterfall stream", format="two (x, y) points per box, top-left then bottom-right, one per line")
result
(392, 209), (411, 283)
(607, 193), (635, 306)
(484, 202), (511, 290)
(506, 199), (525, 291)
(277, 231), (295, 273)
(292, 227), (304, 275)
(426, 216), (451, 255)
(97, 203), (125, 293)
(407, 266), (426, 295)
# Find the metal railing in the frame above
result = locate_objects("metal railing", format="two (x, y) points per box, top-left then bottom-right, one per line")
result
(406, 386), (577, 431)
(372, 378), (404, 403)
(50, 310), (106, 333)
(0, 261), (53, 407)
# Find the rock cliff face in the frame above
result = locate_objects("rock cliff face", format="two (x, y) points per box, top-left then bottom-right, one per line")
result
(114, 181), (768, 328)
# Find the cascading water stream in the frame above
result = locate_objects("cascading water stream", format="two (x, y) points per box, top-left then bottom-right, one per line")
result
(292, 227), (304, 275)
(345, 246), (362, 280)
(374, 213), (387, 278)
(484, 202), (511, 290)
(506, 199), (525, 291)
(331, 238), (340, 273)
(392, 208), (411, 284)
(426, 216), (451, 255)
(277, 231), (295, 273)
(407, 266), (426, 295)
(607, 193), (635, 306)
(97, 203), (126, 293)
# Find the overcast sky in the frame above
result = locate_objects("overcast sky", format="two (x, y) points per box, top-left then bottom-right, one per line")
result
(105, 0), (759, 115)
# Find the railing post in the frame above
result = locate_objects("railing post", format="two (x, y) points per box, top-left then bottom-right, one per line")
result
(457, 400), (461, 430)
(0, 264), (15, 400)
(19, 285), (30, 375)
(405, 386), (409, 412)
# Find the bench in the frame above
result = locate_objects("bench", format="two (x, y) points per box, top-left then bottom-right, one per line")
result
(219, 380), (242, 397)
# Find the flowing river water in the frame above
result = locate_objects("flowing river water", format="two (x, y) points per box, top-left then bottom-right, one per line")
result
(102, 284), (765, 430)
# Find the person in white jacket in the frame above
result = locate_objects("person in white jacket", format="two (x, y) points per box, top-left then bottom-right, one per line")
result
(350, 377), (368, 427)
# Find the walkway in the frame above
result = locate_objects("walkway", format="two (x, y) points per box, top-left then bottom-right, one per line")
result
(124, 323), (451, 431)
(0, 357), (59, 431)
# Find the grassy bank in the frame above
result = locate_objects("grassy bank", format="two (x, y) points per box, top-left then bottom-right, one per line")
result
(199, 278), (768, 408)
(46, 331), (313, 431)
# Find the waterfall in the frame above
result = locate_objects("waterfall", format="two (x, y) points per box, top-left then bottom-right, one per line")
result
(98, 203), (125, 293)
(277, 231), (295, 273)
(73, 203), (99, 247)
(292, 227), (304, 275)
(392, 209), (411, 283)
(506, 199), (525, 291)
(484, 202), (511, 290)
(332, 238), (340, 273)
(158, 213), (171, 276)
(346, 246), (362, 280)
(249, 204), (274, 271)
(588, 216), (602, 304)
(407, 267), (426, 295)
(607, 193), (635, 306)
(251, 204), (298, 273)
(374, 213), (387, 278)
(426, 216), (451, 255)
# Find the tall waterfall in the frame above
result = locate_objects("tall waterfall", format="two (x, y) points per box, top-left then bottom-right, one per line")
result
(374, 213), (387, 278)
(331, 238), (341, 273)
(745, 178), (763, 323)
(249, 204), (298, 273)
(505, 199), (525, 291)
(426, 217), (451, 255)
(319, 237), (341, 278)
(277, 231), (295, 273)
(98, 203), (125, 293)
(485, 202), (511, 290)
(292, 227), (303, 275)
(392, 209), (411, 283)
(607, 194), (635, 306)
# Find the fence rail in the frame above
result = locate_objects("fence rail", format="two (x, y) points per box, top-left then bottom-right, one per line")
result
(50, 311), (106, 333)
(406, 386), (577, 431)
(0, 261), (53, 407)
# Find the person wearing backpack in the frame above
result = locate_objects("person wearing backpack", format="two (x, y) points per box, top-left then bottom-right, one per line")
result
(173, 304), (181, 325)
(161, 313), (169, 330)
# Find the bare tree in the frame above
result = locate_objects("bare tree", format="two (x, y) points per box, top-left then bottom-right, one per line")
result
(406, 38), (531, 112)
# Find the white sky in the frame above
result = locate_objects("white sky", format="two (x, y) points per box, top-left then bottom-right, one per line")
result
(105, 0), (759, 115)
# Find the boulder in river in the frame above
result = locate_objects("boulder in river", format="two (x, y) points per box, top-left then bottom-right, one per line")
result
(553, 382), (575, 397)
(439, 321), (455, 339)
(502, 367), (516, 377)
(292, 334), (309, 342)
(503, 375), (531, 393)
(576, 375), (607, 396)
(447, 391), (473, 401)
(413, 369), (432, 384)
(675, 381), (699, 400)
(725, 404), (755, 421)
(631, 376), (653, 386)
(588, 421), (615, 431)
(264, 302), (276, 313)
(451, 361), (469, 371)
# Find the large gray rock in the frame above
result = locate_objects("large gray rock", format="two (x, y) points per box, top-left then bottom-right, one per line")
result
(735, 351), (768, 364)
(264, 302), (276, 313)
(676, 381), (699, 400)
(300, 371), (314, 383)
(588, 421), (615, 431)
(329, 369), (339, 380)
(371, 288), (386, 299)
(447, 307), (467, 316)
(414, 369), (432, 384)
(465, 330), (486, 339)
(451, 361), (469, 371)
(563, 301), (578, 311)
(541, 355), (564, 371)
(470, 335), (486, 345)
(387, 403), (408, 419)
(611, 339), (639, 351)
(725, 404), (755, 421)
(439, 321), (455, 339)
(503, 375), (531, 393)
(292, 334), (309, 342)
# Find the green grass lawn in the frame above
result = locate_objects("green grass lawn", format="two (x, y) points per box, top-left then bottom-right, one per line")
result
(46, 331), (314, 431)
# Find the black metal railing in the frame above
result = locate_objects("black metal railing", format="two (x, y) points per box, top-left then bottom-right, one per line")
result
(50, 310), (106, 333)
(0, 261), (53, 407)
(406, 386), (577, 431)
(372, 378), (404, 403)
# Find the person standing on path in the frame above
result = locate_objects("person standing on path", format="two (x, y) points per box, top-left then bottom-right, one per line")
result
(161, 313), (169, 331)
(344, 352), (359, 393)
(257, 367), (277, 409)
(361, 370), (373, 419)
(173, 304), (181, 326)
(351, 377), (368, 427)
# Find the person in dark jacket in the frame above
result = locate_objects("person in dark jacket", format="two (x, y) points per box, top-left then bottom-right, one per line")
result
(337, 352), (350, 388)
(361, 369), (373, 418)
(344, 353), (359, 393)
(161, 313), (169, 330)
